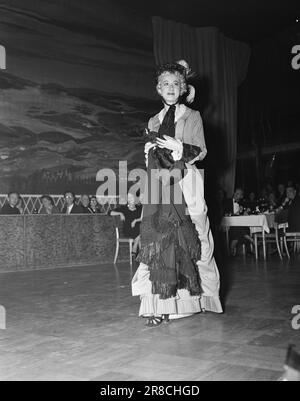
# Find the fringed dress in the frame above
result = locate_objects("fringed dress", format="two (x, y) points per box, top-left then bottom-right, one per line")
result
(132, 104), (223, 318)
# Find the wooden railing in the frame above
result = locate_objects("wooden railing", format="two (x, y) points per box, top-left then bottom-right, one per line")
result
(0, 195), (119, 214)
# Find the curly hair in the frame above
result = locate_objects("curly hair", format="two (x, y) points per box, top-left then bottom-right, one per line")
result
(156, 62), (187, 96)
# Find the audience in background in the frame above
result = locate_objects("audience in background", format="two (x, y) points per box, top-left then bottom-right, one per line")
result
(276, 185), (300, 231)
(61, 191), (83, 214)
(224, 188), (253, 256)
(268, 192), (278, 211)
(39, 195), (60, 215)
(109, 192), (142, 257)
(277, 183), (286, 206)
(0, 192), (21, 215)
(80, 194), (93, 214)
(89, 196), (101, 214)
(246, 192), (257, 213)
(260, 187), (268, 202)
(287, 187), (300, 232)
(224, 188), (245, 216)
(266, 183), (275, 196)
(16, 197), (24, 214)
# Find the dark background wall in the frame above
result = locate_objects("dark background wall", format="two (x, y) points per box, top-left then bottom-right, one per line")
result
(237, 24), (300, 192)
(0, 0), (159, 194)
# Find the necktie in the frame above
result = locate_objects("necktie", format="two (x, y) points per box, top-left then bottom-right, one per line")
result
(158, 105), (176, 138)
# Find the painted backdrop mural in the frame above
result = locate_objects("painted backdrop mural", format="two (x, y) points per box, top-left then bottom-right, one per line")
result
(0, 0), (158, 194)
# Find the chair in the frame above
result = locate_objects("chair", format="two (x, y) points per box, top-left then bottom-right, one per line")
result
(112, 216), (134, 266)
(253, 222), (283, 260)
(282, 227), (300, 259)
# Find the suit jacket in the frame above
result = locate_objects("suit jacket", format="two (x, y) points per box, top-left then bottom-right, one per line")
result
(288, 197), (300, 232)
(61, 203), (84, 214)
(39, 206), (60, 215)
(0, 203), (20, 215)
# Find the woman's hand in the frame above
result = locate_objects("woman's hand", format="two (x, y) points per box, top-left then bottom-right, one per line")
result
(131, 219), (136, 228)
(156, 136), (183, 161)
(120, 213), (125, 222)
(156, 135), (182, 152)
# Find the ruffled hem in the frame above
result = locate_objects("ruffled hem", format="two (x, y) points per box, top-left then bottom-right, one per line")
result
(139, 289), (202, 317)
(200, 295), (223, 314)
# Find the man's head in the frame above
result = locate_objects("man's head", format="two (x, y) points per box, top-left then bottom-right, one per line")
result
(249, 192), (256, 202)
(278, 184), (286, 194)
(64, 191), (75, 207)
(286, 186), (297, 201)
(233, 188), (244, 202)
(90, 196), (98, 208)
(8, 192), (20, 207)
(156, 63), (187, 105)
(81, 194), (90, 208)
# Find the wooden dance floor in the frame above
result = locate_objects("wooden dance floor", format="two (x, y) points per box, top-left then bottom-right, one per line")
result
(0, 255), (300, 381)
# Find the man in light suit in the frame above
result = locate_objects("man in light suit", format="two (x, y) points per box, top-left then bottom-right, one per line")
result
(61, 191), (84, 214)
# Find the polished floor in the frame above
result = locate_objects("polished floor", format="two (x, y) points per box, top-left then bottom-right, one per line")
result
(0, 253), (300, 381)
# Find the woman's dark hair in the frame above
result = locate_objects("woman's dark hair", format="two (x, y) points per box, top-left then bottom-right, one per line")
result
(40, 195), (54, 206)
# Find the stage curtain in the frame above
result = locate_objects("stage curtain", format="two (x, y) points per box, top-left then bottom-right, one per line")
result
(152, 17), (250, 196)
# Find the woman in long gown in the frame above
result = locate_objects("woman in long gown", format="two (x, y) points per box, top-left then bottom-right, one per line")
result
(132, 62), (223, 326)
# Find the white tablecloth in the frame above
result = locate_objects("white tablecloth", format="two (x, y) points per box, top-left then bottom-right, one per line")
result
(221, 214), (275, 234)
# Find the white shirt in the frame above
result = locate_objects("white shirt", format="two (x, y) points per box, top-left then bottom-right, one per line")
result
(158, 104), (187, 124)
(67, 204), (74, 215)
(233, 199), (240, 215)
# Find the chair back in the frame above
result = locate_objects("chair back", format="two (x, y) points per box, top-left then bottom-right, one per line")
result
(111, 215), (127, 239)
(276, 222), (289, 231)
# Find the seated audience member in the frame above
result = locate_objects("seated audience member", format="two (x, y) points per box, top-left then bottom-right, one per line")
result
(61, 191), (83, 214)
(246, 191), (257, 213)
(80, 194), (93, 214)
(268, 192), (278, 211)
(39, 195), (60, 215)
(260, 187), (268, 201)
(277, 183), (286, 206)
(276, 185), (297, 224)
(16, 197), (24, 214)
(266, 183), (275, 196)
(224, 188), (245, 215)
(285, 186), (300, 232)
(89, 196), (101, 214)
(224, 188), (253, 256)
(109, 192), (142, 257)
(0, 192), (21, 215)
